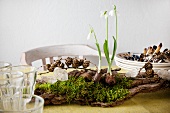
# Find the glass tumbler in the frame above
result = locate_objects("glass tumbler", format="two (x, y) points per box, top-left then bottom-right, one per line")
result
(11, 65), (37, 103)
(0, 71), (24, 111)
(0, 61), (12, 71)
(0, 95), (44, 113)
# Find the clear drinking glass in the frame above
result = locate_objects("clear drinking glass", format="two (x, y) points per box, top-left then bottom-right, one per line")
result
(0, 95), (44, 113)
(0, 61), (12, 71)
(11, 65), (37, 103)
(0, 71), (24, 111)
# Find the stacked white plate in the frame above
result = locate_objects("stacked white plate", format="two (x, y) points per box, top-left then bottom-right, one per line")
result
(115, 52), (170, 71)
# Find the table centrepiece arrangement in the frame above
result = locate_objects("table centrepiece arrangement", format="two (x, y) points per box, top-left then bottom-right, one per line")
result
(34, 5), (170, 107)
(35, 57), (170, 107)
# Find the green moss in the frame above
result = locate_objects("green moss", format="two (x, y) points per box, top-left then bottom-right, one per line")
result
(35, 76), (132, 104)
(35, 82), (51, 93)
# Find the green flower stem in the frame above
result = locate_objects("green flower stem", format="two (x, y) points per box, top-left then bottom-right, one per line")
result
(115, 5), (118, 40)
(98, 58), (101, 73)
(106, 17), (108, 41)
(106, 16), (111, 74)
(108, 63), (112, 75)
(111, 36), (117, 65)
(111, 5), (118, 65)
(93, 32), (102, 73)
(93, 31), (98, 45)
(106, 5), (118, 75)
(106, 16), (110, 58)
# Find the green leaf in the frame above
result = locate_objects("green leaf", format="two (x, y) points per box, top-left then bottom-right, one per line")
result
(111, 36), (117, 64)
(103, 39), (110, 65)
(95, 43), (101, 60)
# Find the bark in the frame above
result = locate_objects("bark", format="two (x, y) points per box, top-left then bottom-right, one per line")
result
(93, 72), (102, 82)
(35, 70), (169, 107)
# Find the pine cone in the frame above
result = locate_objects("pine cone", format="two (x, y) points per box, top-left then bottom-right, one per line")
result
(144, 62), (153, 70)
(82, 61), (90, 68)
(65, 57), (73, 67)
(59, 63), (65, 69)
(55, 60), (61, 66)
(48, 67), (54, 72)
(79, 59), (84, 66)
(72, 58), (80, 68)
(51, 63), (57, 68)
(46, 64), (51, 70)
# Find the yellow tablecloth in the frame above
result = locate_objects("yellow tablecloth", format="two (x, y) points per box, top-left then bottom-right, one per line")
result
(38, 66), (170, 113)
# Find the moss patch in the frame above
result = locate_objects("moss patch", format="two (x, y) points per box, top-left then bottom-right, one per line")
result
(35, 75), (132, 104)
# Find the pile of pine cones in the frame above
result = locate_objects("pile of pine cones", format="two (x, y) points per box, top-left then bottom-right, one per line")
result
(46, 57), (91, 72)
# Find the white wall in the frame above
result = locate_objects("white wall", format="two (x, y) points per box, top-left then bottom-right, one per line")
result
(0, 0), (170, 66)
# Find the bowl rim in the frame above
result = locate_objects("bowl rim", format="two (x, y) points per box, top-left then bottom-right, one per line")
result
(116, 52), (170, 66)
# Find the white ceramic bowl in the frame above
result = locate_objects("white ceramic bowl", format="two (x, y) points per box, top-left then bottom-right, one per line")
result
(115, 52), (170, 71)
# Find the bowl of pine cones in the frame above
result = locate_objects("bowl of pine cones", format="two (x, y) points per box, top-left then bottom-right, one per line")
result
(115, 43), (170, 71)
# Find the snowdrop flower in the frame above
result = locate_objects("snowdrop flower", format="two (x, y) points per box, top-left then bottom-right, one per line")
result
(100, 11), (108, 19)
(109, 5), (120, 17)
(87, 32), (91, 40)
(109, 10), (114, 16)
(87, 26), (94, 40)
